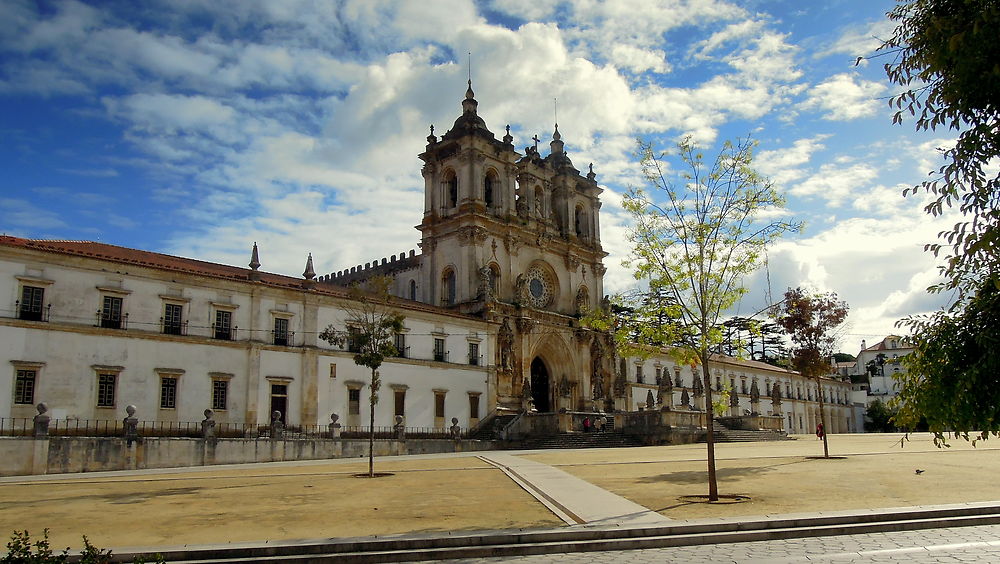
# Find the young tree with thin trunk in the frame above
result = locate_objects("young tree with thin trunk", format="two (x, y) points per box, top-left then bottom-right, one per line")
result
(775, 287), (849, 458)
(319, 276), (404, 477)
(623, 137), (800, 501)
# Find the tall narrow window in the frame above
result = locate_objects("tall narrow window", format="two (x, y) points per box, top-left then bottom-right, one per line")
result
(394, 332), (406, 358)
(484, 171), (496, 207)
(14, 370), (36, 405)
(348, 388), (361, 415)
(19, 286), (45, 321)
(636, 365), (644, 384)
(433, 338), (446, 362)
(273, 317), (289, 346)
(441, 269), (456, 305)
(469, 394), (480, 419)
(270, 384), (288, 423)
(97, 373), (116, 407)
(163, 303), (183, 335)
(159, 377), (177, 409)
(101, 296), (123, 329)
(214, 310), (233, 340)
(434, 391), (446, 419)
(347, 326), (362, 352)
(409, 280), (417, 301)
(394, 389), (406, 417)
(468, 342), (479, 365)
(575, 206), (586, 237)
(444, 170), (458, 208)
(212, 380), (228, 410)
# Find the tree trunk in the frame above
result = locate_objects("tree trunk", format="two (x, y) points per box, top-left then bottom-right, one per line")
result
(369, 368), (376, 477)
(816, 375), (829, 458)
(702, 355), (719, 501)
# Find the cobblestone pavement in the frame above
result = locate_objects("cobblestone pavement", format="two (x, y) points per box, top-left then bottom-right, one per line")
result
(438, 524), (1000, 563)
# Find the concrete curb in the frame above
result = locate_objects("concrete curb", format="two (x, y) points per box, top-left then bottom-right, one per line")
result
(100, 501), (1000, 563)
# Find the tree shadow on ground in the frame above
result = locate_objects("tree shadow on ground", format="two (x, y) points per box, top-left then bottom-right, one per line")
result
(636, 457), (813, 485)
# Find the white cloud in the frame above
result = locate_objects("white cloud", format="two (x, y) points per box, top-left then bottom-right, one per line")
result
(789, 162), (879, 206)
(757, 135), (830, 186)
(802, 73), (887, 120)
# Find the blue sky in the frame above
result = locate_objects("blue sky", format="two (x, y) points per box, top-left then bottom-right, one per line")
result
(0, 0), (958, 351)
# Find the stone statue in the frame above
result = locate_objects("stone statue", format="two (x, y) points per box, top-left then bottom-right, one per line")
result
(201, 408), (216, 439)
(590, 338), (605, 399)
(123, 404), (139, 446)
(558, 375), (571, 398)
(498, 317), (514, 372)
(521, 375), (534, 412)
(270, 410), (285, 439)
(613, 373), (627, 398)
(514, 274), (529, 304)
(645, 390), (655, 411)
(477, 264), (492, 301)
(33, 402), (50, 437)
(658, 370), (673, 408)
(680, 387), (691, 408)
(771, 382), (782, 413)
(575, 287), (589, 315)
(516, 194), (529, 218)
(750, 379), (760, 403)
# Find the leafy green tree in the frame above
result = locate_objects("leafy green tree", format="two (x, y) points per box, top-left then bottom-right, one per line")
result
(881, 0), (1000, 291)
(865, 399), (899, 433)
(879, 1), (1000, 441)
(775, 287), (849, 458)
(894, 280), (1000, 443)
(622, 137), (799, 500)
(319, 276), (404, 477)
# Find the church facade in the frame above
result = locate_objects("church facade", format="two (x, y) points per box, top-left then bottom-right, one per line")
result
(0, 83), (854, 434)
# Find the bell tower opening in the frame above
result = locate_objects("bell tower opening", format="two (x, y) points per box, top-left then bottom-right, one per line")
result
(530, 357), (551, 412)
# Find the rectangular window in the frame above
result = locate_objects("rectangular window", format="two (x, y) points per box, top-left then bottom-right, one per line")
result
(212, 380), (228, 410)
(97, 373), (116, 407)
(394, 332), (406, 357)
(159, 377), (177, 409)
(214, 310), (233, 340)
(273, 317), (289, 346)
(741, 380), (748, 395)
(347, 327), (362, 353)
(434, 392), (446, 419)
(19, 286), (45, 321)
(394, 389), (405, 417)
(163, 303), (183, 335)
(101, 296), (123, 329)
(469, 394), (480, 419)
(636, 365), (644, 384)
(14, 370), (36, 404)
(654, 367), (661, 384)
(468, 343), (479, 365)
(348, 388), (361, 415)
(433, 338), (445, 362)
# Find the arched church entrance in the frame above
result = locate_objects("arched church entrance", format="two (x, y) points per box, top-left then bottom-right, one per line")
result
(530, 357), (551, 412)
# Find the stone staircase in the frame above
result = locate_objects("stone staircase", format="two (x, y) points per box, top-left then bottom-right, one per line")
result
(467, 413), (518, 441)
(712, 421), (792, 443)
(511, 430), (646, 450)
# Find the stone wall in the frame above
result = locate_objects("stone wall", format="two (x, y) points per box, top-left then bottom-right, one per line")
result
(0, 436), (493, 477)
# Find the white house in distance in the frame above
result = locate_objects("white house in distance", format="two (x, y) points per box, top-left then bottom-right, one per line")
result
(852, 336), (914, 400)
(1, 82), (853, 435)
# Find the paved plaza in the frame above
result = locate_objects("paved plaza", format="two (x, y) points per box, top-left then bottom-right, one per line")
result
(1, 433), (999, 560)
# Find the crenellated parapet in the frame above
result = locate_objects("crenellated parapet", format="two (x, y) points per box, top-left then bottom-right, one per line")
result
(319, 249), (421, 286)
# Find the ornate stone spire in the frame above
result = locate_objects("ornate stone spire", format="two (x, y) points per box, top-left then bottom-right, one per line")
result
(587, 162), (596, 182)
(302, 253), (316, 289)
(303, 253), (316, 280)
(550, 123), (564, 153)
(426, 124), (437, 145)
(462, 79), (479, 115)
(503, 124), (513, 145)
(249, 242), (260, 271)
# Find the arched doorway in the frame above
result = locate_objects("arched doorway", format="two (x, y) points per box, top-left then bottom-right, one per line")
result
(530, 357), (551, 412)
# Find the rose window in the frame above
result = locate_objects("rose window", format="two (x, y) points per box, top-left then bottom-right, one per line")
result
(524, 265), (554, 308)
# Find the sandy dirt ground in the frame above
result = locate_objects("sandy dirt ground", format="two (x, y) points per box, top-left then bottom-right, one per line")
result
(524, 433), (1000, 519)
(0, 433), (997, 551)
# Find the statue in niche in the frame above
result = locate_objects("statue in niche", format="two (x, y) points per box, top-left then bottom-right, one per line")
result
(534, 191), (544, 219)
(477, 265), (493, 301)
(516, 194), (529, 219)
(514, 273), (529, 304)
(590, 338), (605, 399)
(575, 287), (589, 315)
(498, 317), (514, 373)
(558, 375), (571, 398)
